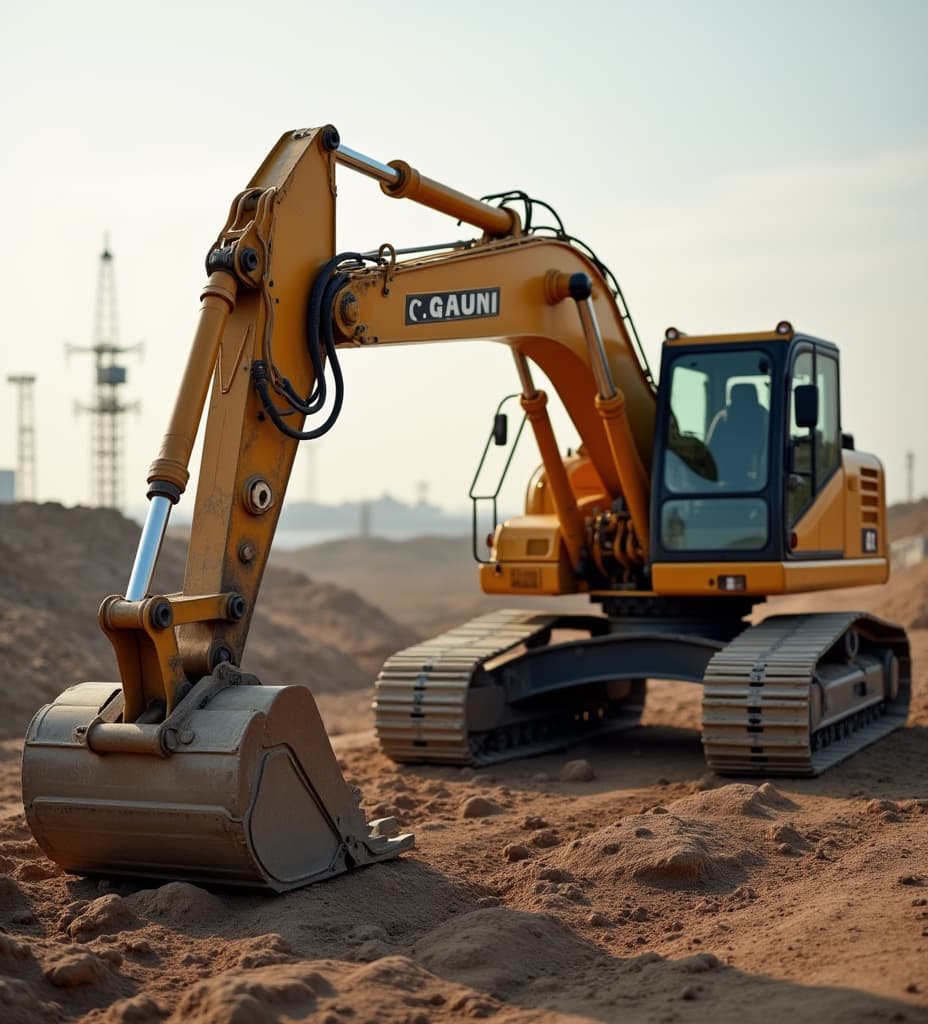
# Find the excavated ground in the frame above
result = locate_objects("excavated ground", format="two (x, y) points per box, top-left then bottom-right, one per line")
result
(0, 503), (925, 1023)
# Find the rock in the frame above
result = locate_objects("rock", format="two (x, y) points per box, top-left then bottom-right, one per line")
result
(521, 815), (550, 830)
(459, 796), (502, 819)
(559, 759), (595, 782)
(68, 893), (136, 940)
(57, 899), (90, 933)
(530, 829), (561, 849)
(503, 843), (532, 862)
(0, 874), (23, 898)
(96, 947), (124, 967)
(679, 952), (722, 973)
(536, 866), (572, 882)
(44, 950), (112, 988)
(14, 861), (61, 881)
(587, 911), (609, 927)
(236, 934), (294, 970)
(0, 934), (33, 962)
(121, 936), (155, 958)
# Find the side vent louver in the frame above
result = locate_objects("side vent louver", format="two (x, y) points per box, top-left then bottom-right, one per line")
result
(860, 467), (881, 525)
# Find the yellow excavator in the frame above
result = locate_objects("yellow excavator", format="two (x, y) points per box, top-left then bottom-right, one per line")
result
(22, 126), (909, 891)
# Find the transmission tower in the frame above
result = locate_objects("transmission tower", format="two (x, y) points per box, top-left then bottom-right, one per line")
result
(6, 374), (36, 500)
(67, 237), (142, 509)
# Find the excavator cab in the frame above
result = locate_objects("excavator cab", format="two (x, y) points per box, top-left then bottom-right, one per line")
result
(649, 322), (888, 592)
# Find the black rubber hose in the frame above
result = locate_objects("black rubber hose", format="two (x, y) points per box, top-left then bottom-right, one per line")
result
(252, 264), (352, 440)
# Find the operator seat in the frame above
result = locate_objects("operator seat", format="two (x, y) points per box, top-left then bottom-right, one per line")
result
(706, 383), (768, 488)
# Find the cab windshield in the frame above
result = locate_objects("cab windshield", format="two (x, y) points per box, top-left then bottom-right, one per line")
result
(664, 349), (772, 494)
(660, 349), (772, 553)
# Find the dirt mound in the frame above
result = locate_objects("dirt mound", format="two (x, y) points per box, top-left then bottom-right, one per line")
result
(0, 503), (414, 739)
(888, 498), (928, 541)
(169, 962), (325, 1023)
(413, 907), (592, 993)
(762, 557), (928, 629)
(275, 534), (589, 635)
(665, 781), (799, 820)
(532, 786), (784, 894)
(277, 500), (928, 637)
(127, 882), (226, 928)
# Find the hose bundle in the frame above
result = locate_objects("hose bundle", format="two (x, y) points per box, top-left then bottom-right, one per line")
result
(253, 252), (378, 441)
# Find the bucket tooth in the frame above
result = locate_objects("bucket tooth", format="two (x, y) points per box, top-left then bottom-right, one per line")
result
(22, 672), (413, 892)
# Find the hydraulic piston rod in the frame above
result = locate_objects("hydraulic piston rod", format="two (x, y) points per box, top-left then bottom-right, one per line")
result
(335, 144), (517, 238)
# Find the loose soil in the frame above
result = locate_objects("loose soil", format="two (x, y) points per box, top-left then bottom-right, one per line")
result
(0, 503), (925, 1023)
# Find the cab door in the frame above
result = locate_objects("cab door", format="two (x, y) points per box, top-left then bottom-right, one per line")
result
(785, 342), (844, 555)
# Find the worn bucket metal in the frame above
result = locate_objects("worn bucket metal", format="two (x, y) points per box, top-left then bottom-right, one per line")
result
(22, 668), (412, 891)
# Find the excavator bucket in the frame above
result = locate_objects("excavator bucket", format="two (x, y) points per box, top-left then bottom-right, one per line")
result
(22, 668), (412, 891)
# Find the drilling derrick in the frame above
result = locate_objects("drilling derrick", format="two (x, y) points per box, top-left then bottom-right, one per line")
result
(68, 237), (141, 509)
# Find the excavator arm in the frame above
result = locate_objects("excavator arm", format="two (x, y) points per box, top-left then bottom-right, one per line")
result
(21, 124), (658, 890)
(122, 126), (659, 708)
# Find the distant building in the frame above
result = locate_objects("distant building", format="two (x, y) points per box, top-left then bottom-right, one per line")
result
(0, 470), (14, 503)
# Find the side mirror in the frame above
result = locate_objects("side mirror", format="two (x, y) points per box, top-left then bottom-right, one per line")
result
(493, 413), (508, 446)
(794, 384), (819, 429)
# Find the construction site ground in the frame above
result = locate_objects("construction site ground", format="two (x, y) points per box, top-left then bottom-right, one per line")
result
(0, 502), (925, 1023)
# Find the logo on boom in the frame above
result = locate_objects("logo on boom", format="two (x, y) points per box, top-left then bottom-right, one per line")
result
(405, 288), (500, 325)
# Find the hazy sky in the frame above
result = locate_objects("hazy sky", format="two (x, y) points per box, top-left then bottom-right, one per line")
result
(2, 0), (926, 517)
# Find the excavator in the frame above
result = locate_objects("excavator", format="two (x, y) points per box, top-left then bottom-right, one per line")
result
(22, 125), (909, 891)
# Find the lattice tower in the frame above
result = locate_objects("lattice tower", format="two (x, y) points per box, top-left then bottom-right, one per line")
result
(6, 374), (36, 500)
(68, 237), (141, 509)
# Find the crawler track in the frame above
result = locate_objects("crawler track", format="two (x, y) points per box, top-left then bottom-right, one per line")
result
(375, 608), (910, 776)
(701, 612), (910, 776)
(373, 609), (644, 766)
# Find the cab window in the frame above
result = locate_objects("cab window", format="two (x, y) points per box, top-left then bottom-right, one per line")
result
(661, 349), (772, 552)
(664, 350), (771, 494)
(787, 349), (840, 524)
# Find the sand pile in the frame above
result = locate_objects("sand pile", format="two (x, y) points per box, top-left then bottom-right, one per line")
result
(0, 503), (415, 739)
(279, 498), (928, 638)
